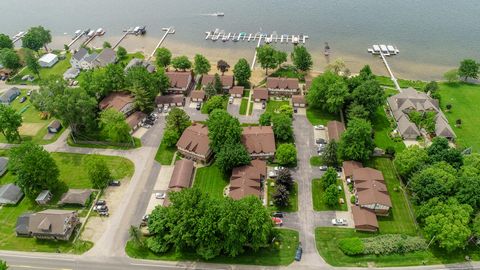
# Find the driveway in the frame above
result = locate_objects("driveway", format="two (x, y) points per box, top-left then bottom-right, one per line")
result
(183, 98), (208, 122)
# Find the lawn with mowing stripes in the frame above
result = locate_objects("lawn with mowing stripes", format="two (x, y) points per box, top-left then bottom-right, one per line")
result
(193, 164), (229, 199)
(372, 107), (406, 154)
(306, 107), (340, 126)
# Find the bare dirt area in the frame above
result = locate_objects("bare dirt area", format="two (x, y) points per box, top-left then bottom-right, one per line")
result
(19, 123), (44, 136)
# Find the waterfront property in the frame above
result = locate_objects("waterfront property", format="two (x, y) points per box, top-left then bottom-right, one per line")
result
(201, 74), (234, 91)
(124, 58), (155, 73)
(241, 126), (276, 159)
(327, 120), (345, 142)
(266, 77), (299, 96)
(165, 71), (194, 94)
(63, 67), (80, 80)
(176, 123), (213, 164)
(228, 159), (267, 201)
(38, 53), (59, 68)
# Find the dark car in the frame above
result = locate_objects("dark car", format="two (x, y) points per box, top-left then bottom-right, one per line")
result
(262, 101), (266, 109)
(196, 103), (202, 110)
(316, 138), (326, 144)
(293, 107), (298, 113)
(95, 200), (106, 206)
(19, 97), (27, 103)
(109, 180), (121, 186)
(272, 212), (284, 218)
(99, 211), (109, 217)
(294, 244), (303, 261)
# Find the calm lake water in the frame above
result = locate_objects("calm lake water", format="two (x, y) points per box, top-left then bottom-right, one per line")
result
(2, 0), (480, 80)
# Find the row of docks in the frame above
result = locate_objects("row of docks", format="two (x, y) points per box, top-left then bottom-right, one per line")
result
(205, 29), (308, 44)
(67, 26), (147, 49)
(368, 44), (399, 56)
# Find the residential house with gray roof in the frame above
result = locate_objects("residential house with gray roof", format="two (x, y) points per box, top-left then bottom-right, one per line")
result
(0, 183), (24, 205)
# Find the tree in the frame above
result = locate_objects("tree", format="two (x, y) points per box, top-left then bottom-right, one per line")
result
(306, 71), (349, 114)
(473, 214), (480, 240)
(291, 46), (313, 72)
(256, 45), (284, 75)
(458, 59), (479, 81)
(194, 54), (211, 75)
(320, 168), (337, 190)
(213, 73), (223, 94)
(22, 26), (52, 52)
(203, 95), (226, 114)
(85, 155), (112, 189)
(259, 112), (272, 126)
(427, 137), (463, 169)
(0, 260), (7, 270)
(216, 143), (251, 173)
(273, 184), (289, 208)
(424, 81), (439, 93)
(102, 41), (111, 48)
(9, 142), (60, 199)
(79, 64), (126, 99)
(455, 175), (480, 209)
(0, 48), (21, 70)
(275, 143), (297, 167)
(116, 46), (127, 60)
(155, 47), (172, 68)
(347, 103), (369, 120)
(348, 65), (375, 89)
(171, 55), (191, 71)
(25, 49), (41, 79)
(0, 34), (13, 50)
(204, 83), (216, 98)
(322, 140), (339, 167)
(338, 118), (374, 162)
(326, 58), (348, 75)
(0, 105), (22, 143)
(409, 163), (457, 204)
(162, 129), (180, 147)
(276, 168), (294, 191)
(394, 145), (428, 179)
(233, 58), (251, 87)
(217, 60), (230, 75)
(206, 109), (242, 153)
(166, 107), (190, 134)
(278, 105), (293, 118)
(350, 80), (385, 119)
(99, 108), (131, 143)
(129, 225), (144, 247)
(324, 184), (340, 207)
(126, 66), (169, 111)
(271, 113), (293, 142)
(443, 69), (459, 83)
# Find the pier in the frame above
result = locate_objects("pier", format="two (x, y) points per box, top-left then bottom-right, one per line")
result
(147, 26), (175, 61)
(368, 44), (401, 91)
(112, 26), (147, 49)
(67, 32), (86, 49)
(205, 29), (308, 45)
(11, 31), (27, 43)
(251, 35), (264, 70)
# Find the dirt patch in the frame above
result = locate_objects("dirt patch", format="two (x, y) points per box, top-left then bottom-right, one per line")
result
(132, 127), (147, 139)
(19, 123), (44, 136)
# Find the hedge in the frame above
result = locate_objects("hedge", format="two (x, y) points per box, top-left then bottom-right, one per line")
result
(339, 234), (427, 256)
(338, 237), (364, 255)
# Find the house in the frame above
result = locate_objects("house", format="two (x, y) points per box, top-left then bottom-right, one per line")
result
(352, 167), (392, 216)
(387, 87), (455, 140)
(163, 159), (195, 207)
(79, 53), (98, 70)
(342, 161), (363, 182)
(292, 95), (307, 107)
(229, 160), (267, 200)
(352, 206), (379, 232)
(93, 48), (117, 68)
(266, 77), (299, 96)
(304, 79), (312, 93)
(38, 53), (58, 68)
(126, 111), (147, 132)
(165, 71), (194, 94)
(63, 67), (80, 80)
(28, 210), (79, 240)
(190, 90), (206, 102)
(176, 123), (213, 164)
(35, 190), (52, 205)
(201, 74), (234, 91)
(229, 86), (244, 98)
(0, 87), (20, 105)
(241, 126), (276, 159)
(47, 120), (62, 133)
(70, 48), (89, 69)
(252, 88), (269, 102)
(327, 121), (345, 142)
(124, 58), (155, 73)
(15, 212), (32, 237)
(0, 157), (8, 176)
(0, 183), (23, 205)
(155, 95), (185, 107)
(58, 189), (92, 206)
(98, 92), (135, 116)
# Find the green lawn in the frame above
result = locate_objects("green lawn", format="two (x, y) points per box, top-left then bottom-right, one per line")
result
(270, 66), (302, 81)
(0, 89), (64, 144)
(439, 82), (480, 152)
(239, 98), (249, 115)
(265, 100), (290, 114)
(243, 89), (250, 98)
(154, 140), (176, 165)
(200, 96), (228, 114)
(248, 102), (253, 115)
(310, 156), (322, 166)
(126, 228), (299, 266)
(267, 180), (298, 212)
(119, 52), (145, 66)
(312, 179), (347, 211)
(372, 107), (406, 154)
(376, 76), (427, 90)
(193, 164), (229, 199)
(9, 54), (72, 85)
(306, 107), (340, 126)
(365, 158), (417, 235)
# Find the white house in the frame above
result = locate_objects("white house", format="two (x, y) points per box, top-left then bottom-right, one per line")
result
(38, 53), (58, 68)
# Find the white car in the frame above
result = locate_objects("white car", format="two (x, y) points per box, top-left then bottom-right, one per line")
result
(155, 192), (166, 199)
(229, 96), (234, 104)
(314, 125), (325, 130)
(332, 218), (347, 226)
(268, 171), (278, 178)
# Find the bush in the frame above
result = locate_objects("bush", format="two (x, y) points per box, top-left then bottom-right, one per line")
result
(385, 146), (396, 156)
(362, 234), (427, 255)
(338, 237), (364, 255)
(350, 195), (356, 204)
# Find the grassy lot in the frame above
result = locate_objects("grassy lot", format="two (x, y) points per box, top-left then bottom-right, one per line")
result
(154, 140), (177, 165)
(270, 66), (303, 81)
(306, 107), (340, 126)
(126, 228), (299, 266)
(372, 107), (406, 154)
(310, 156), (322, 166)
(376, 76), (427, 90)
(119, 52), (145, 66)
(239, 98), (249, 115)
(67, 136), (141, 150)
(312, 179), (347, 211)
(193, 164), (229, 199)
(266, 100), (290, 114)
(365, 158), (417, 235)
(200, 96), (228, 114)
(267, 180), (298, 212)
(243, 89), (250, 98)
(248, 102), (253, 115)
(9, 54), (72, 85)
(439, 82), (480, 152)
(0, 89), (64, 144)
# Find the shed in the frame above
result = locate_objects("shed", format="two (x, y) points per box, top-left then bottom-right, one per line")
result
(352, 206), (378, 232)
(229, 86), (244, 97)
(38, 53), (59, 68)
(35, 190), (52, 205)
(0, 183), (24, 205)
(58, 189), (92, 206)
(0, 87), (21, 105)
(47, 120), (62, 133)
(15, 212), (32, 237)
(252, 88), (269, 102)
(0, 157), (8, 176)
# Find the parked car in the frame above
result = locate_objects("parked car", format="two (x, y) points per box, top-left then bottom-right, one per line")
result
(331, 218), (347, 226)
(316, 138), (326, 144)
(196, 102), (202, 110)
(142, 215), (149, 222)
(229, 96), (234, 104)
(95, 200), (106, 206)
(272, 212), (284, 218)
(319, 165), (328, 171)
(19, 97), (27, 103)
(158, 107), (163, 113)
(294, 244), (303, 261)
(94, 205), (108, 212)
(293, 107), (298, 113)
(109, 180), (121, 186)
(155, 192), (166, 199)
(262, 101), (266, 109)
(314, 125), (325, 130)
(272, 217), (283, 226)
(27, 90), (33, 96)
(274, 166), (285, 172)
(98, 211), (109, 217)
(268, 170), (278, 178)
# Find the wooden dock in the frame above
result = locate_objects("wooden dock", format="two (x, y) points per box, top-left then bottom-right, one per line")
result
(67, 33), (85, 49)
(112, 32), (129, 49)
(251, 35), (264, 70)
(11, 31), (27, 43)
(205, 30), (308, 45)
(379, 51), (401, 91)
(147, 26), (175, 61)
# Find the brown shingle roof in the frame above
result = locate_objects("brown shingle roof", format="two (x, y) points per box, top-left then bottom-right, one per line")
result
(190, 90), (206, 100)
(241, 126), (276, 155)
(342, 161), (363, 178)
(155, 95), (185, 105)
(353, 168), (392, 207)
(126, 111), (146, 129)
(98, 92), (134, 111)
(327, 121), (345, 141)
(169, 159), (194, 189)
(229, 160), (266, 200)
(58, 189), (92, 206)
(202, 74), (234, 88)
(252, 88), (268, 100)
(229, 86), (244, 95)
(292, 95), (306, 105)
(176, 124), (211, 157)
(28, 209), (77, 235)
(266, 77), (299, 90)
(352, 206), (378, 231)
(166, 72), (191, 88)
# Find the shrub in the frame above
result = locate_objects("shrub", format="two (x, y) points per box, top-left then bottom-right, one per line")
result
(350, 195), (356, 204)
(338, 237), (364, 255)
(362, 234), (427, 255)
(385, 146), (396, 156)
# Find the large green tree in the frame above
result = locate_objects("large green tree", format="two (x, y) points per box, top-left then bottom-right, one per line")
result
(216, 143), (251, 173)
(194, 54), (211, 75)
(291, 46), (313, 72)
(116, 46), (127, 61)
(206, 109), (242, 154)
(349, 80), (385, 119)
(458, 59), (479, 81)
(84, 155), (113, 189)
(99, 108), (131, 143)
(126, 66), (169, 112)
(0, 259), (7, 270)
(320, 167), (337, 190)
(256, 45), (286, 75)
(25, 49), (41, 79)
(0, 34), (13, 50)
(324, 184), (340, 207)
(166, 107), (190, 134)
(271, 113), (293, 142)
(0, 105), (22, 143)
(455, 175), (480, 209)
(155, 47), (172, 68)
(338, 118), (374, 162)
(307, 71), (349, 114)
(171, 55), (191, 71)
(203, 95), (226, 114)
(409, 162), (457, 204)
(22, 26), (52, 52)
(322, 140), (339, 167)
(233, 58), (251, 87)
(427, 137), (463, 169)
(275, 143), (297, 167)
(393, 145), (429, 179)
(0, 48), (21, 70)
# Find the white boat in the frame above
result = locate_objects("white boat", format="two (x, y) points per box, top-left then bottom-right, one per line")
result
(292, 35), (299, 44)
(87, 30), (95, 37)
(96, 28), (105, 36)
(74, 30), (82, 35)
(372, 45), (380, 52)
(213, 12), (224, 17)
(133, 26), (140, 33)
(367, 48), (374, 54)
(387, 45), (396, 54)
(379, 44), (389, 53)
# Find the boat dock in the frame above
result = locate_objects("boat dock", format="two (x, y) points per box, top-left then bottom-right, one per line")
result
(146, 26), (175, 61)
(205, 30), (308, 44)
(112, 26), (147, 49)
(67, 29), (88, 49)
(82, 28), (106, 47)
(251, 35), (264, 69)
(11, 31), (27, 43)
(368, 44), (401, 91)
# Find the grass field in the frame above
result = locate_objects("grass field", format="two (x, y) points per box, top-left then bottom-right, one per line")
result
(200, 96), (228, 114)
(312, 179), (348, 211)
(376, 76), (427, 90)
(239, 98), (249, 115)
(193, 164), (229, 199)
(306, 107), (340, 126)
(8, 54), (72, 85)
(372, 107), (406, 154)
(439, 82), (480, 152)
(265, 100), (290, 114)
(267, 180), (298, 212)
(310, 156), (322, 166)
(154, 140), (176, 165)
(126, 228), (299, 266)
